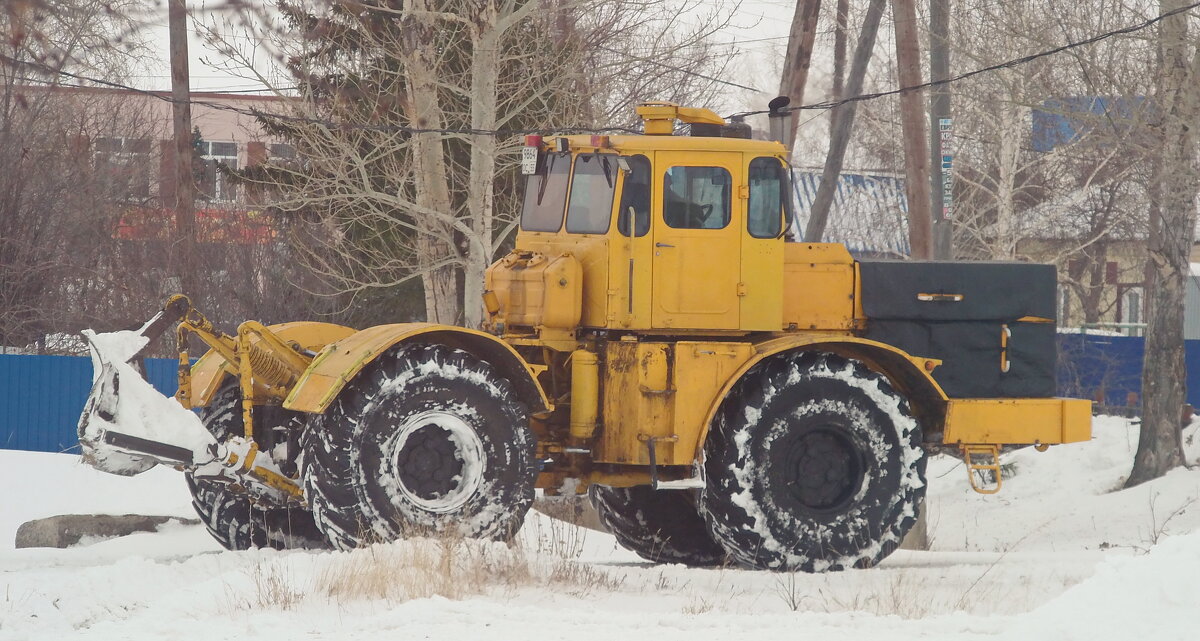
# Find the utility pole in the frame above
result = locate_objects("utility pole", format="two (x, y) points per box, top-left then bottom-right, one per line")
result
(929, 0), (953, 259)
(892, 0), (933, 259)
(168, 0), (196, 298)
(778, 0), (823, 154)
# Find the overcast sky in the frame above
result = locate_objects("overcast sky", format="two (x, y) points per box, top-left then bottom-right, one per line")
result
(135, 0), (796, 106)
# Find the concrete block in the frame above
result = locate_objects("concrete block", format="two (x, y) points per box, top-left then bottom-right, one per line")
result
(15, 514), (199, 549)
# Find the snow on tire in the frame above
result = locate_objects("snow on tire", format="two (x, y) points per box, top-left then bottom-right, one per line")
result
(702, 351), (927, 572)
(185, 382), (327, 551)
(589, 485), (728, 566)
(300, 343), (537, 549)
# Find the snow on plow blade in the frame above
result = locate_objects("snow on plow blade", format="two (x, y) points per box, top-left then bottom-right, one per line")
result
(77, 325), (219, 477)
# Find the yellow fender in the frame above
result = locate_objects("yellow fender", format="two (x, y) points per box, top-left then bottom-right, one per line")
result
(693, 335), (948, 461)
(189, 321), (357, 407)
(283, 323), (549, 415)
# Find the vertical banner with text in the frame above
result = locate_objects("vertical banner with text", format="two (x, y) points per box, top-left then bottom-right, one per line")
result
(939, 117), (954, 220)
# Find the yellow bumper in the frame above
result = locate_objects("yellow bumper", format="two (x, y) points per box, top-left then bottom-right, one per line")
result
(943, 397), (1093, 446)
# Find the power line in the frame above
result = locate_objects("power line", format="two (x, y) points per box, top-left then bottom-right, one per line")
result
(7, 1), (1198, 137)
(2, 55), (640, 136)
(730, 0), (1200, 118)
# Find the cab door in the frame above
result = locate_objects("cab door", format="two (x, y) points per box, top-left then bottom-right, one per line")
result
(739, 155), (787, 330)
(651, 151), (740, 330)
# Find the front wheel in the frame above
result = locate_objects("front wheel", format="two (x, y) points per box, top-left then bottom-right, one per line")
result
(185, 382), (326, 551)
(301, 343), (537, 549)
(701, 352), (927, 572)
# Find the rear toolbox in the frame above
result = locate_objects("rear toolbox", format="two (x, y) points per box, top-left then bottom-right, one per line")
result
(859, 260), (1058, 399)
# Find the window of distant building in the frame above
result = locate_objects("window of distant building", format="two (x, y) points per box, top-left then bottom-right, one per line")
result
(1119, 286), (1144, 337)
(93, 137), (151, 202)
(197, 140), (239, 202)
(269, 143), (295, 160)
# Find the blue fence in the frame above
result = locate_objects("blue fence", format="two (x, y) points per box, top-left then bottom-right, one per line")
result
(1057, 333), (1200, 411)
(0, 355), (179, 453)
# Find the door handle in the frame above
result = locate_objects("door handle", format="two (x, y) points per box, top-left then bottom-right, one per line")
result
(655, 242), (675, 248)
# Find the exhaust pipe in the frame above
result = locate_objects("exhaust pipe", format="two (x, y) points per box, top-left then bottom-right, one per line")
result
(767, 95), (793, 146)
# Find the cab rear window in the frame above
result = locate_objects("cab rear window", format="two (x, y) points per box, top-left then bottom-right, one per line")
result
(748, 157), (788, 238)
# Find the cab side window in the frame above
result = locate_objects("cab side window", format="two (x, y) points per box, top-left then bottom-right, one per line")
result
(663, 166), (731, 229)
(617, 155), (651, 237)
(747, 157), (786, 238)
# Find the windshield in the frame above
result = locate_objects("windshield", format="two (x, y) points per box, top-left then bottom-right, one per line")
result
(520, 152), (570, 232)
(565, 154), (618, 234)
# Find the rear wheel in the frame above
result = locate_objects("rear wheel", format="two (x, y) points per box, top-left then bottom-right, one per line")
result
(185, 382), (326, 550)
(589, 485), (727, 566)
(301, 343), (537, 549)
(702, 352), (926, 572)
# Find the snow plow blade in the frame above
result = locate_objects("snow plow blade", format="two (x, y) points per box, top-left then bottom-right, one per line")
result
(76, 300), (220, 476)
(76, 297), (305, 504)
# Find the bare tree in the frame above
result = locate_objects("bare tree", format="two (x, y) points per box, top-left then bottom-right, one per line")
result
(0, 0), (157, 349)
(206, 0), (734, 328)
(1127, 0), (1200, 486)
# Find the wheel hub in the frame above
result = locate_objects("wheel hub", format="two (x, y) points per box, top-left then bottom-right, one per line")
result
(389, 411), (485, 513)
(785, 426), (864, 513)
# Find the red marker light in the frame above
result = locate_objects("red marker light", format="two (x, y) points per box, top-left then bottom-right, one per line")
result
(524, 134), (543, 148)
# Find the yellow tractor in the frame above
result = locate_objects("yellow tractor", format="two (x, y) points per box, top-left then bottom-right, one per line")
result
(78, 102), (1091, 571)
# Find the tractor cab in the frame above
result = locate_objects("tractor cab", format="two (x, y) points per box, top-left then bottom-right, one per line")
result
(485, 103), (795, 342)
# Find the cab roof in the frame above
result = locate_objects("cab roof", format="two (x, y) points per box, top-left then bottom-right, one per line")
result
(558, 134), (787, 155)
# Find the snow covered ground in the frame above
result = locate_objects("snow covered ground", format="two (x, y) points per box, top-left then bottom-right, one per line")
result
(2, 415), (1198, 640)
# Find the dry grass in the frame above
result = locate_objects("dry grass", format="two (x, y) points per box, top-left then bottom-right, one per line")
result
(812, 571), (960, 619)
(252, 519), (628, 607)
(773, 571), (805, 612)
(248, 561), (305, 610)
(523, 508), (589, 559)
(681, 594), (714, 615)
(1142, 491), (1198, 548)
(318, 536), (533, 604)
(548, 556), (625, 597)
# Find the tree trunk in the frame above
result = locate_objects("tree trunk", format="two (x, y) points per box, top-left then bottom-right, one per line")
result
(892, 0), (932, 260)
(994, 101), (1020, 260)
(803, 0), (886, 242)
(1126, 0), (1198, 487)
(464, 9), (501, 329)
(404, 9), (462, 325)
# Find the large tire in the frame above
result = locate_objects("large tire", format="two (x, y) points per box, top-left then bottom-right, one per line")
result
(589, 485), (728, 566)
(301, 343), (537, 549)
(185, 382), (327, 551)
(702, 352), (927, 572)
